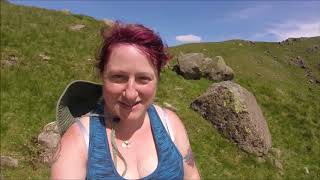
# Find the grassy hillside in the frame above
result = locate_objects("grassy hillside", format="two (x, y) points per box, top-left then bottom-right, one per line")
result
(1, 1), (319, 179)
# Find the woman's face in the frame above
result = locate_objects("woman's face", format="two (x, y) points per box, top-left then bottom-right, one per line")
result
(102, 44), (158, 121)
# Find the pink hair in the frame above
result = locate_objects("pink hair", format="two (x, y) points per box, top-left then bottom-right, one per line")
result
(97, 21), (170, 76)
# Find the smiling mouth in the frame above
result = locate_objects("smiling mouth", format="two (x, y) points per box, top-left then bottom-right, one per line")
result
(119, 101), (141, 109)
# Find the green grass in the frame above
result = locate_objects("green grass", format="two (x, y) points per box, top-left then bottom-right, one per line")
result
(1, 1), (320, 179)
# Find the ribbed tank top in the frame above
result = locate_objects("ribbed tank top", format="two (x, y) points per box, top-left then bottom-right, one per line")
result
(86, 104), (184, 179)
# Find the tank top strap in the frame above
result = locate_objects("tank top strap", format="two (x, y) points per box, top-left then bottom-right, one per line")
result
(87, 115), (119, 179)
(147, 105), (184, 179)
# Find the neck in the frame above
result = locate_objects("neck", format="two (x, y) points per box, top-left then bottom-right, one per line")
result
(106, 112), (147, 141)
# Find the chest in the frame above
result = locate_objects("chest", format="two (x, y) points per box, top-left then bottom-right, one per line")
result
(106, 127), (158, 179)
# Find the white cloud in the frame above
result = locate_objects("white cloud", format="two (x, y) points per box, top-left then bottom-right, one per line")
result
(176, 34), (202, 43)
(266, 20), (320, 41)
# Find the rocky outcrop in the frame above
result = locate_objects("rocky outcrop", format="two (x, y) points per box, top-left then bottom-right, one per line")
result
(174, 53), (234, 82)
(288, 56), (320, 85)
(191, 81), (272, 156)
(288, 56), (307, 68)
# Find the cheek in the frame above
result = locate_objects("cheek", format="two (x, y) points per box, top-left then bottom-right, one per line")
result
(140, 83), (157, 100)
(103, 83), (124, 98)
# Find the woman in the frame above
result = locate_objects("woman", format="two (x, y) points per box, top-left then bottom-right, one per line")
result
(51, 22), (200, 179)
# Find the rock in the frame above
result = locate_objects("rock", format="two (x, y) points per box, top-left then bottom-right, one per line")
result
(305, 69), (320, 85)
(39, 53), (50, 61)
(175, 53), (203, 79)
(163, 102), (178, 112)
(69, 24), (85, 31)
(38, 132), (60, 148)
(38, 121), (60, 149)
(191, 81), (272, 156)
(204, 56), (234, 81)
(43, 121), (60, 133)
(304, 167), (309, 174)
(288, 56), (306, 68)
(1, 55), (18, 68)
(1, 155), (18, 168)
(175, 53), (234, 82)
(38, 121), (61, 164)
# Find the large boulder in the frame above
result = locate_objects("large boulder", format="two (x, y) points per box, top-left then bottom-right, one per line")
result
(191, 81), (272, 156)
(175, 53), (234, 82)
(202, 56), (234, 81)
(175, 53), (203, 79)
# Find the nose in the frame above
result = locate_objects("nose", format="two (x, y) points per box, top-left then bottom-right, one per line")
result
(123, 80), (138, 103)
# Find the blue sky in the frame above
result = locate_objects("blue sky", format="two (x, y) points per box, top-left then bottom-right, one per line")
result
(9, 0), (320, 47)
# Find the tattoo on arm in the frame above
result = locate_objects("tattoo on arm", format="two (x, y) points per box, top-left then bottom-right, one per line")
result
(183, 148), (195, 167)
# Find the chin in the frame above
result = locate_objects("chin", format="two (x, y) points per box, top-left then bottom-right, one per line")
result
(115, 103), (149, 121)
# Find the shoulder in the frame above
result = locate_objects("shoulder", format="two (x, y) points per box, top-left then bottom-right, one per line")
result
(60, 115), (89, 147)
(51, 115), (89, 179)
(152, 104), (187, 142)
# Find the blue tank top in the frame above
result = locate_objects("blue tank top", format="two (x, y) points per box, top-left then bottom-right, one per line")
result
(86, 104), (184, 179)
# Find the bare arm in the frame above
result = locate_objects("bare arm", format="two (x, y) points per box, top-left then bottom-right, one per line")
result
(165, 110), (201, 180)
(51, 117), (89, 179)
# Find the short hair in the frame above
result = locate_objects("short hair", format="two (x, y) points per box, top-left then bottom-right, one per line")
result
(96, 21), (170, 76)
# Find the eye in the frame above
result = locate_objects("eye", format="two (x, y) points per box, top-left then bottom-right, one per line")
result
(108, 74), (128, 83)
(137, 76), (152, 84)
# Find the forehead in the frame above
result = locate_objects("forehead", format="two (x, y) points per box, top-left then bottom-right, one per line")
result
(105, 44), (156, 74)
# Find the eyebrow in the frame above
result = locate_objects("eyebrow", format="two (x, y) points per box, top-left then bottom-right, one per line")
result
(135, 72), (154, 77)
(106, 70), (154, 76)
(106, 70), (127, 74)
